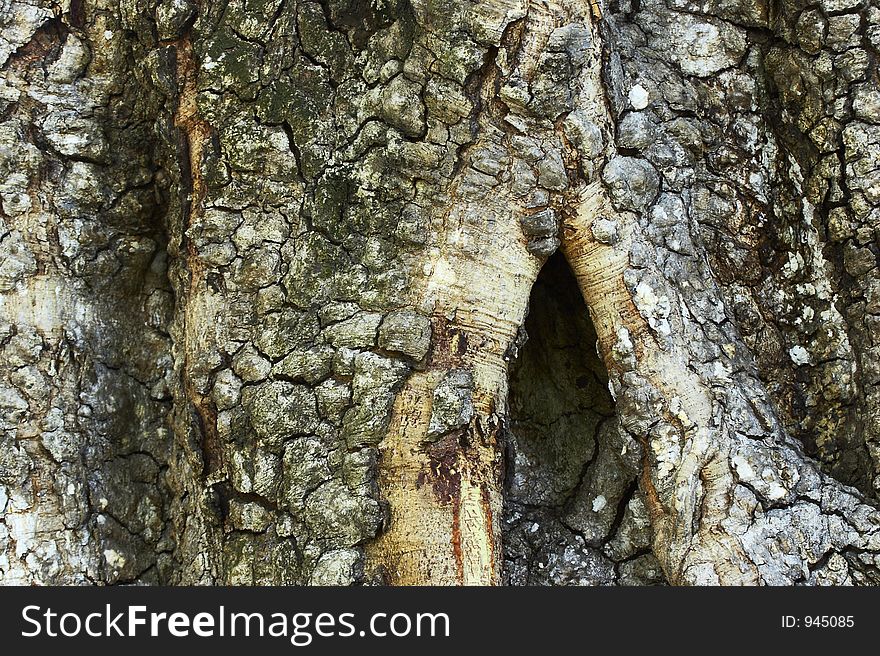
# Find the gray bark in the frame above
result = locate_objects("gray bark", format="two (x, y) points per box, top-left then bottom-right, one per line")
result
(0, 0), (879, 585)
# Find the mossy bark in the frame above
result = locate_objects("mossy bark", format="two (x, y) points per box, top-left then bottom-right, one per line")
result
(2, 0), (880, 585)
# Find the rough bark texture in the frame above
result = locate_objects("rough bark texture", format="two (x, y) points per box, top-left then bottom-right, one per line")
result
(1, 0), (880, 586)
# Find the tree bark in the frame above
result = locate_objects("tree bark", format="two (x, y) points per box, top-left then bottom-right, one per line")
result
(1, 0), (879, 585)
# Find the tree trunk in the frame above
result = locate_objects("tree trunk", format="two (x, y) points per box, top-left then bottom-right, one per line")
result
(2, 0), (879, 585)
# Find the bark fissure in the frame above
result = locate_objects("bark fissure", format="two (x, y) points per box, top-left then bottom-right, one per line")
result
(504, 252), (661, 585)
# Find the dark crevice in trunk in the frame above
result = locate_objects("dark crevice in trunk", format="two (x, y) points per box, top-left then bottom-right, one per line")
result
(502, 252), (665, 586)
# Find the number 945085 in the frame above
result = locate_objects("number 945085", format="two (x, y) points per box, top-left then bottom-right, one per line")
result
(782, 616), (854, 628)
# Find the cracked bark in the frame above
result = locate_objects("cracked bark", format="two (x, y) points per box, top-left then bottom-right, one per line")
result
(2, 0), (880, 585)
